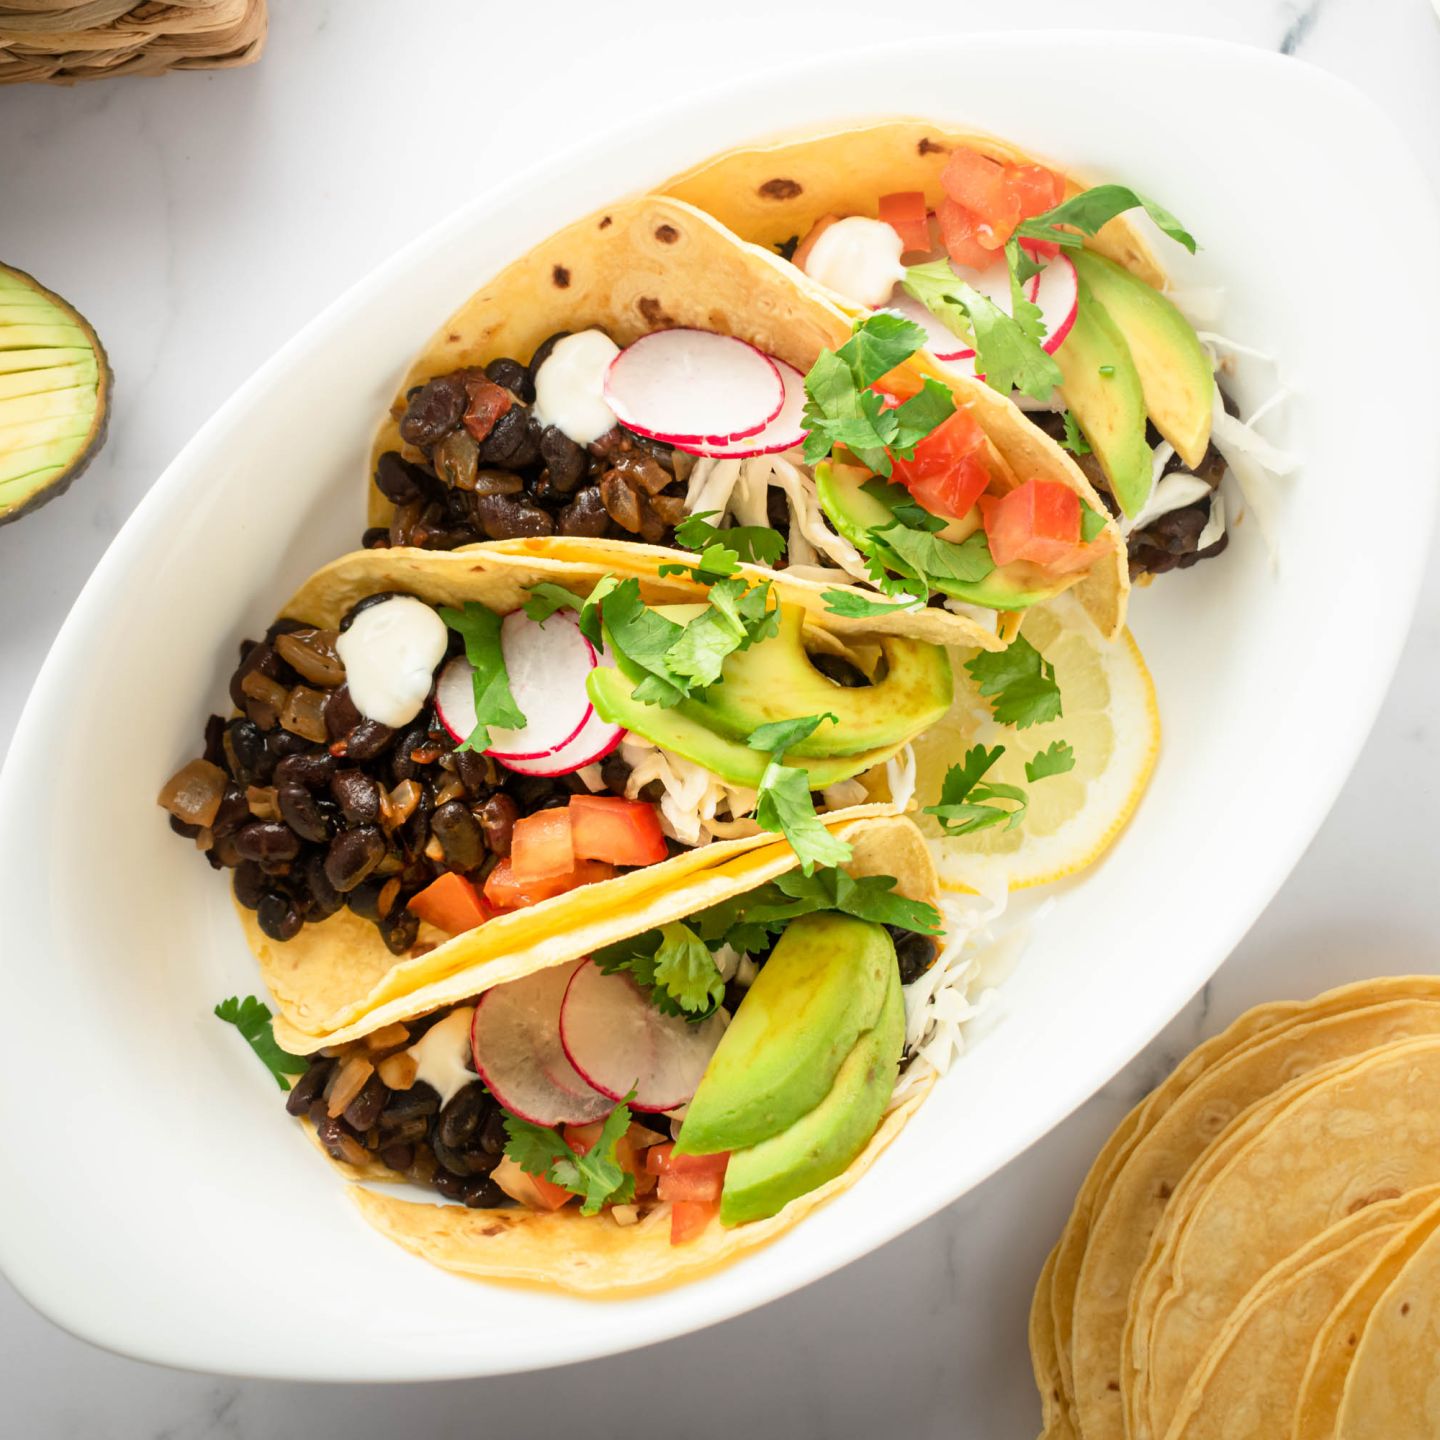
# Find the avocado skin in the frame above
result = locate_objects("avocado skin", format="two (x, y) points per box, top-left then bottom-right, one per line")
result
(718, 941), (904, 1226)
(1070, 251), (1214, 470)
(814, 461), (1067, 611)
(0, 263), (111, 528)
(675, 914), (895, 1155)
(1053, 280), (1151, 517)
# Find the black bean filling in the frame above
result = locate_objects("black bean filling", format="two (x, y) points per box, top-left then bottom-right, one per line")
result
(367, 337), (696, 551)
(185, 599), (636, 952)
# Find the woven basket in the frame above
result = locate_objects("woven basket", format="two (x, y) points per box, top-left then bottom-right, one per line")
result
(0, 0), (266, 83)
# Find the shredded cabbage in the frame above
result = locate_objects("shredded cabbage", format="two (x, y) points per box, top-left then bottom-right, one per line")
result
(885, 744), (916, 812)
(617, 737), (758, 847)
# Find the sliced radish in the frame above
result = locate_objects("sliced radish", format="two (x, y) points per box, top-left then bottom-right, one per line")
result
(603, 329), (784, 446)
(496, 704), (625, 778)
(560, 958), (727, 1113)
(471, 960), (612, 1126)
(673, 359), (809, 459)
(1027, 249), (1078, 355)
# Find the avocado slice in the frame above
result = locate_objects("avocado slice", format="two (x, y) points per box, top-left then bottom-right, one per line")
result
(676, 914), (896, 1155)
(719, 951), (904, 1226)
(1053, 281), (1151, 517)
(0, 264), (110, 526)
(815, 461), (1070, 610)
(587, 664), (903, 788)
(1070, 251), (1214, 471)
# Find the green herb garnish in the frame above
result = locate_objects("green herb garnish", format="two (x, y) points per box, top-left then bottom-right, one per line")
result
(963, 635), (1063, 729)
(1025, 740), (1076, 782)
(674, 511), (786, 571)
(595, 922), (726, 1019)
(213, 995), (308, 1091)
(820, 589), (924, 619)
(1080, 502), (1109, 543)
(438, 601), (526, 750)
(923, 744), (1029, 836)
(1060, 411), (1092, 456)
(521, 582), (589, 625)
(747, 713), (838, 755)
(503, 1099), (636, 1215)
(1015, 185), (1197, 254)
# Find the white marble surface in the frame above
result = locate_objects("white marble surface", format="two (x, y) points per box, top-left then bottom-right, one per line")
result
(2, 0), (1438, 1433)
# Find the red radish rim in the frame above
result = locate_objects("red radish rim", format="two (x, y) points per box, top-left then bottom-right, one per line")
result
(1027, 250), (1078, 355)
(559, 960), (655, 1105)
(603, 329), (785, 446)
(436, 653), (596, 762)
(487, 611), (598, 762)
(491, 659), (626, 777)
(674, 359), (810, 459)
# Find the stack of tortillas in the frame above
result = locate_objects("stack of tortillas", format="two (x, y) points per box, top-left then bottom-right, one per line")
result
(1030, 977), (1440, 1440)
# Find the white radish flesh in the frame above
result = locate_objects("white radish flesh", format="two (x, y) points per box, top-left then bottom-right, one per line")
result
(1027, 249), (1079, 354)
(674, 359), (809, 459)
(603, 329), (784, 446)
(496, 703), (625, 778)
(470, 960), (612, 1126)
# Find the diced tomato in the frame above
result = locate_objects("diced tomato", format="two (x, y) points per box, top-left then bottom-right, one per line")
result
(889, 407), (992, 522)
(528, 1169), (575, 1212)
(792, 213), (841, 271)
(876, 190), (930, 254)
(659, 1170), (724, 1204)
(645, 1143), (731, 1179)
(563, 1120), (646, 1184)
(937, 148), (1064, 257)
(482, 856), (618, 912)
(939, 147), (1012, 219)
(935, 198), (994, 270)
(670, 1198), (718, 1245)
(568, 794), (668, 868)
(406, 872), (493, 935)
(462, 375), (513, 444)
(509, 808), (575, 885)
(494, 1156), (574, 1211)
(979, 478), (1112, 575)
(1008, 164), (1065, 219)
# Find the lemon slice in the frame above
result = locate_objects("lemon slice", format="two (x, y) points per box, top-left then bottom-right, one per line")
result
(910, 593), (1159, 891)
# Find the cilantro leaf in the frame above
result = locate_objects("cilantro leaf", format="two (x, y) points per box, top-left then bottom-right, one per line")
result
(871, 521), (996, 588)
(1060, 410), (1092, 456)
(755, 759), (852, 876)
(922, 744), (1028, 836)
(652, 922), (727, 1016)
(821, 589), (923, 619)
(213, 995), (308, 1091)
(665, 578), (779, 691)
(748, 713), (837, 754)
(842, 310), (930, 386)
(863, 477), (945, 533)
(887, 381), (960, 460)
(902, 260), (1062, 401)
(1005, 235), (1044, 290)
(1026, 740), (1076, 782)
(1080, 502), (1108, 543)
(438, 602), (526, 750)
(674, 511), (786, 570)
(503, 1099), (637, 1216)
(1016, 185), (1197, 254)
(963, 635), (1063, 729)
(522, 582), (588, 625)
(598, 579), (688, 707)
(575, 574), (620, 649)
(770, 869), (942, 936)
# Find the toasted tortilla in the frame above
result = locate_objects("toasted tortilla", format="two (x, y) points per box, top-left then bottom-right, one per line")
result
(299, 815), (945, 1294)
(253, 546), (913, 1043)
(367, 193), (1127, 642)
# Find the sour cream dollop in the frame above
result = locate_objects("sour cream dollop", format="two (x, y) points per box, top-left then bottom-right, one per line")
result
(335, 595), (448, 729)
(532, 329), (621, 445)
(408, 1006), (476, 1107)
(799, 216), (905, 308)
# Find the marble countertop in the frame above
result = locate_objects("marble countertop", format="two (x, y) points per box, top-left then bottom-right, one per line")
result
(3, 1), (1438, 1434)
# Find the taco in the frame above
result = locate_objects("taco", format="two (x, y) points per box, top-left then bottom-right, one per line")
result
(661, 119), (1243, 581)
(157, 546), (949, 1039)
(362, 194), (1129, 642)
(275, 813), (948, 1293)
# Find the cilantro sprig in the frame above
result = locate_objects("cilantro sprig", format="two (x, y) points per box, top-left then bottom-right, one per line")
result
(214, 995), (308, 1091)
(1026, 740), (1076, 782)
(1060, 410), (1092, 456)
(854, 477), (996, 596)
(522, 582), (589, 625)
(1016, 185), (1197, 255)
(596, 921), (726, 1019)
(660, 511), (787, 582)
(963, 635), (1063, 729)
(821, 589), (923, 619)
(748, 715), (852, 875)
(438, 602), (526, 751)
(923, 744), (1029, 836)
(503, 1098), (636, 1216)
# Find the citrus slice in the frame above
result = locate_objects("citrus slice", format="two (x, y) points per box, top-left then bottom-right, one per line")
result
(910, 593), (1159, 890)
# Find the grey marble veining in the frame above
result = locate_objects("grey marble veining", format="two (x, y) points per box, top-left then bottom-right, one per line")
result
(1, 1), (1438, 1436)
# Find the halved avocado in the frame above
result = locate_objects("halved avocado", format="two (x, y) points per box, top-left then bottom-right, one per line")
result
(1053, 281), (1151, 517)
(1071, 251), (1214, 470)
(0, 263), (111, 526)
(814, 461), (1070, 610)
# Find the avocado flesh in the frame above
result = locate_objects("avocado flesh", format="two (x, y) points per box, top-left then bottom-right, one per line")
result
(1071, 251), (1214, 471)
(719, 951), (904, 1226)
(587, 664), (903, 789)
(1053, 283), (1151, 517)
(0, 264), (110, 526)
(815, 461), (1071, 610)
(676, 914), (896, 1155)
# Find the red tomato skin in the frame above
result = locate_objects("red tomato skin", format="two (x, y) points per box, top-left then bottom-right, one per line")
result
(890, 408), (992, 521)
(646, 1143), (731, 1178)
(527, 1170), (575, 1212)
(406, 872), (492, 935)
(659, 1171), (725, 1205)
(876, 190), (930, 253)
(509, 807), (575, 884)
(936, 198), (994, 270)
(980, 480), (1083, 568)
(1009, 165), (1065, 218)
(461, 376), (513, 444)
(568, 794), (668, 867)
(482, 857), (618, 912)
(939, 147), (1010, 216)
(669, 1199), (718, 1245)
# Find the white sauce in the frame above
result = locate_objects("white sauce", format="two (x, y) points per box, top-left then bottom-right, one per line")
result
(407, 1006), (476, 1107)
(799, 217), (905, 308)
(335, 595), (448, 729)
(532, 329), (620, 444)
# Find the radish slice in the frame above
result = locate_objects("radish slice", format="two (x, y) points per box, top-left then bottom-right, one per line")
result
(496, 703), (625, 778)
(1027, 249), (1079, 355)
(673, 360), (809, 459)
(560, 958), (727, 1113)
(603, 329), (784, 446)
(471, 960), (612, 1126)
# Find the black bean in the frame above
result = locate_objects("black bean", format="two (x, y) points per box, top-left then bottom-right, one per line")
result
(539, 425), (586, 493)
(362, 527), (390, 549)
(257, 892), (303, 942)
(471, 468), (524, 497)
(527, 331), (570, 382)
(810, 653), (869, 689)
(346, 877), (385, 922)
(377, 1116), (428, 1148)
(461, 1175), (509, 1208)
(169, 814), (202, 839)
(437, 1082), (487, 1149)
(379, 904), (420, 955)
(341, 718), (396, 761)
(484, 357), (534, 404)
(433, 1168), (467, 1200)
(374, 451), (434, 506)
(323, 826), (386, 892)
(301, 851), (345, 921)
(285, 1058), (334, 1117)
(278, 784), (329, 843)
(235, 822), (301, 865)
(477, 792), (518, 857)
(890, 929), (938, 985)
(228, 641), (282, 711)
(400, 374), (468, 448)
(223, 717), (273, 785)
(202, 714), (226, 766)
(210, 785), (251, 838)
(275, 751), (336, 789)
(511, 774), (563, 810)
(391, 720), (433, 783)
(478, 1107), (510, 1156)
(210, 833), (244, 869)
(431, 801), (485, 870)
(379, 1082), (441, 1128)
(477, 407), (542, 469)
(314, 1115), (363, 1161)
(343, 1073), (389, 1131)
(330, 769), (380, 825)
(379, 1142), (416, 1171)
(266, 730), (311, 766)
(454, 749), (494, 798)
(233, 860), (267, 909)
(323, 685), (362, 741)
(432, 1135), (497, 1178)
(469, 492), (554, 540)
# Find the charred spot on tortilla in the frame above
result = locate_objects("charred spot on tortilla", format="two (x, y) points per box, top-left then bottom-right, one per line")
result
(552, 265), (571, 289)
(758, 177), (802, 200)
(917, 136), (948, 155)
(637, 296), (674, 328)
(598, 215), (612, 229)
(654, 224), (679, 245)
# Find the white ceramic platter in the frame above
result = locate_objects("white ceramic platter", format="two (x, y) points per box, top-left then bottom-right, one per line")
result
(1, 35), (1436, 1379)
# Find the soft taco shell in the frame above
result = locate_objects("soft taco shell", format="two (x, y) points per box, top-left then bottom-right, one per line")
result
(252, 546), (905, 1043)
(369, 193), (1127, 642)
(304, 815), (944, 1294)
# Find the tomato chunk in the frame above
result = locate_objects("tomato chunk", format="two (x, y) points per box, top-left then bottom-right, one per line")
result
(568, 794), (668, 868)
(564, 1119), (647, 1184)
(482, 856), (618, 912)
(527, 1169), (574, 1211)
(792, 213), (841, 271)
(659, 1170), (724, 1204)
(889, 407), (992, 521)
(509, 807), (575, 885)
(1009, 164), (1065, 219)
(877, 190), (930, 254)
(936, 198), (994, 270)
(938, 148), (1064, 257)
(979, 478), (1111, 574)
(407, 872), (492, 935)
(462, 376), (513, 444)
(670, 1198), (718, 1245)
(940, 148), (1012, 220)
(645, 1143), (731, 1178)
